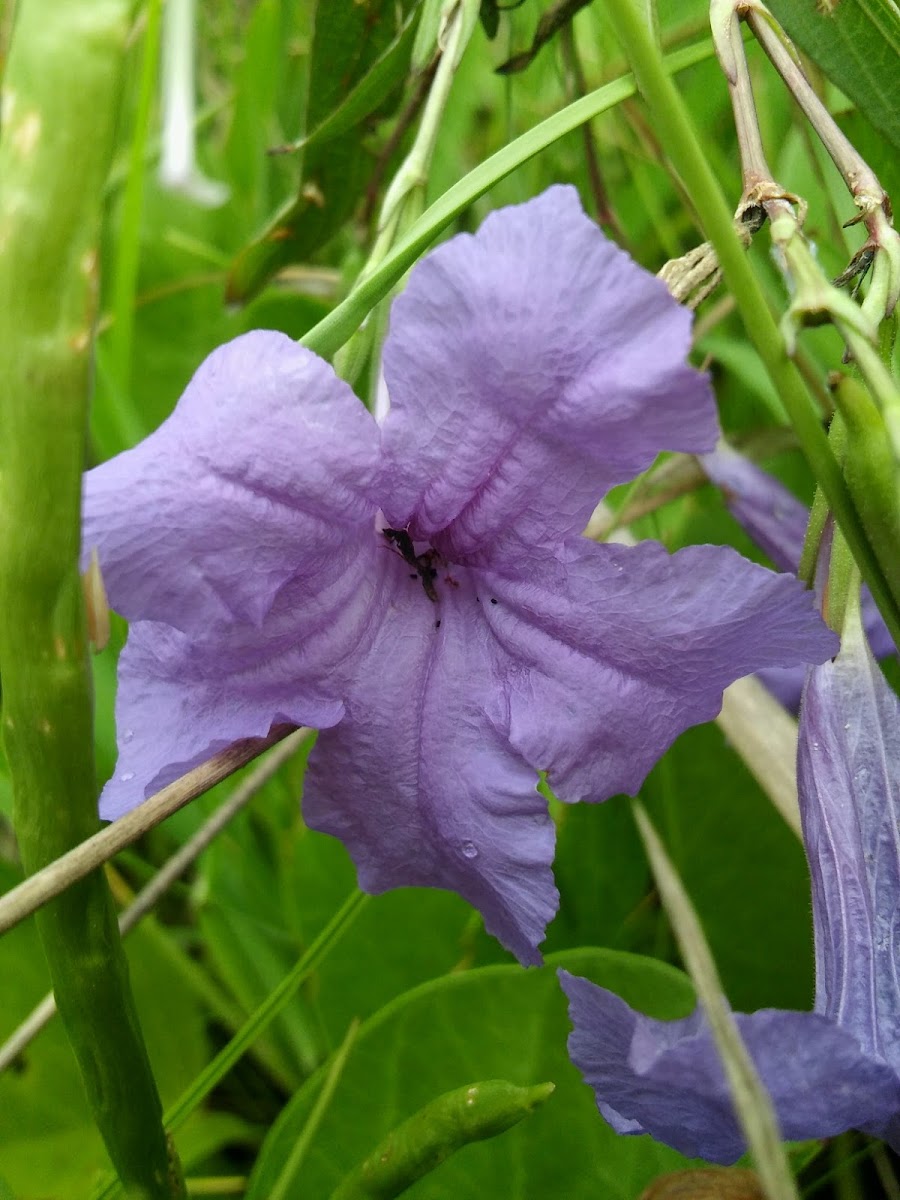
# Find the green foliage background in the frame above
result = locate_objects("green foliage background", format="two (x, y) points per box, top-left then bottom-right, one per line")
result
(0, 0), (897, 1196)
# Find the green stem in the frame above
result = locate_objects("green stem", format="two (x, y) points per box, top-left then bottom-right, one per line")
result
(92, 889), (370, 1200)
(603, 0), (900, 648)
(0, 3), (183, 1197)
(301, 34), (719, 360)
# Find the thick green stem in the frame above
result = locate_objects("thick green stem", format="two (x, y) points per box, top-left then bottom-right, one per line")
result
(0, 3), (183, 1196)
(603, 0), (900, 647)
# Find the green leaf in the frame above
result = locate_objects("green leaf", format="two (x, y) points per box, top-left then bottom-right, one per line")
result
(300, 6), (423, 153)
(644, 721), (814, 1013)
(497, 0), (593, 75)
(301, 34), (718, 360)
(246, 950), (700, 1199)
(0, 864), (249, 1197)
(227, 0), (422, 303)
(765, 0), (900, 154)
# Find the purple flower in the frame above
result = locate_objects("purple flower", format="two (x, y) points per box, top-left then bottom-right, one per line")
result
(561, 605), (900, 1160)
(701, 442), (895, 707)
(83, 187), (837, 964)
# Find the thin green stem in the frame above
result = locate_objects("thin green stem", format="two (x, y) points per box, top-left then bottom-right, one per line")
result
(634, 803), (800, 1199)
(603, 0), (900, 649)
(269, 1019), (361, 1200)
(0, 2), (183, 1196)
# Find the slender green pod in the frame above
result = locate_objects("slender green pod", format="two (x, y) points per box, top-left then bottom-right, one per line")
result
(0, 3), (183, 1197)
(329, 1080), (555, 1199)
(832, 374), (900, 614)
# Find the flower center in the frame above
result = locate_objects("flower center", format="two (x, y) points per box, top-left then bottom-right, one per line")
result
(382, 528), (440, 603)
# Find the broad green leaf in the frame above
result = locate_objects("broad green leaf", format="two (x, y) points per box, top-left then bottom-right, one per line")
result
(497, 0), (594, 75)
(644, 721), (814, 1013)
(765, 0), (900, 154)
(246, 950), (700, 1198)
(544, 797), (652, 956)
(0, 864), (252, 1196)
(227, 0), (422, 302)
(301, 6), (423, 152)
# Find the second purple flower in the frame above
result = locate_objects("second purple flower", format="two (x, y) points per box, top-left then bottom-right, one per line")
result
(82, 187), (838, 963)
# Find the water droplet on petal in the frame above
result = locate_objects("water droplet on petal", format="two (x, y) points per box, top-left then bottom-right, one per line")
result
(461, 840), (479, 859)
(120, 771), (135, 782)
(122, 729), (134, 743)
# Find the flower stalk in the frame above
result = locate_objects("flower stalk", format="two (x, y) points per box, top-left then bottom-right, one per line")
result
(603, 0), (900, 649)
(0, 1), (184, 1195)
(743, 1), (900, 323)
(708, 0), (900, 542)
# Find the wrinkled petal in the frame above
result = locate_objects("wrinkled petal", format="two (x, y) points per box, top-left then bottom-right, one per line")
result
(559, 970), (900, 1163)
(99, 541), (389, 818)
(303, 561), (557, 965)
(702, 443), (895, 710)
(799, 604), (900, 1072)
(381, 187), (717, 563)
(83, 331), (381, 636)
(477, 538), (838, 802)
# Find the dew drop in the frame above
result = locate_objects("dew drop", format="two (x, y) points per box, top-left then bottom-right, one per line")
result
(122, 729), (134, 743)
(461, 840), (479, 859)
(120, 771), (135, 782)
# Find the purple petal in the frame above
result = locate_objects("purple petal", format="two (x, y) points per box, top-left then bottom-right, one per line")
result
(799, 607), (900, 1073)
(83, 331), (382, 636)
(477, 538), (838, 802)
(701, 444), (895, 711)
(700, 443), (807, 572)
(559, 970), (900, 1163)
(303, 562), (557, 965)
(99, 534), (390, 818)
(380, 187), (717, 563)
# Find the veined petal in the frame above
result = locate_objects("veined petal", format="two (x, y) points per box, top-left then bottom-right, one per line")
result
(83, 331), (381, 636)
(477, 538), (838, 802)
(303, 563), (557, 965)
(799, 605), (900, 1072)
(99, 533), (389, 819)
(559, 970), (900, 1163)
(380, 187), (717, 561)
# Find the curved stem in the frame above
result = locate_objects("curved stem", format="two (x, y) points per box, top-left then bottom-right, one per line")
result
(603, 0), (900, 648)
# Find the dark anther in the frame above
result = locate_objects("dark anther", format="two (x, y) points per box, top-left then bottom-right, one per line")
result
(490, 597), (498, 605)
(383, 527), (440, 603)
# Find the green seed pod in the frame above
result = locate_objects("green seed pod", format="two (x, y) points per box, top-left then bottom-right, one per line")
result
(832, 375), (900, 609)
(330, 1079), (555, 1200)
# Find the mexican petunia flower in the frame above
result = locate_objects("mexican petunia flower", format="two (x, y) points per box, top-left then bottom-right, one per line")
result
(83, 187), (838, 964)
(561, 601), (900, 1160)
(701, 441), (895, 707)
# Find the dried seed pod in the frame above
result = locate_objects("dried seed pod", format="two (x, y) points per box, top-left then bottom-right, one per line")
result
(639, 1166), (765, 1200)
